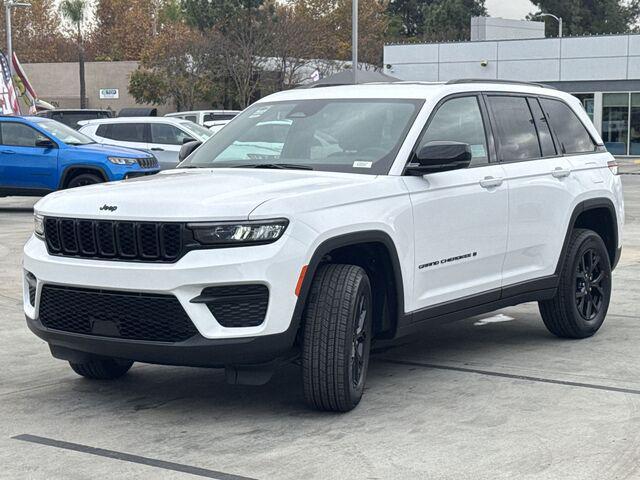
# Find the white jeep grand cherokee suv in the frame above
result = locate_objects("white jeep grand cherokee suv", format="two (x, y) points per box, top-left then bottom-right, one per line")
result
(23, 80), (624, 412)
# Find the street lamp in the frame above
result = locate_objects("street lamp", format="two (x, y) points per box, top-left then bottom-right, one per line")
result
(4, 0), (31, 73)
(538, 13), (563, 38)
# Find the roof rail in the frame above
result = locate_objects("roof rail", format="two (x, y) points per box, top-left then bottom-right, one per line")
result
(446, 79), (556, 90)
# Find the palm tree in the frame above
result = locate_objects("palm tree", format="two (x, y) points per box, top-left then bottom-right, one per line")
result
(60, 0), (87, 108)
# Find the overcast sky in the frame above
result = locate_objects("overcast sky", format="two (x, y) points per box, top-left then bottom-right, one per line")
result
(486, 0), (536, 20)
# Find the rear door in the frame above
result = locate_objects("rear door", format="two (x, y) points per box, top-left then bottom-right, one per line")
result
(0, 121), (58, 192)
(404, 94), (509, 311)
(94, 122), (150, 152)
(487, 94), (573, 288)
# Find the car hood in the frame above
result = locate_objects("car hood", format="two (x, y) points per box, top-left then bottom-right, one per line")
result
(35, 168), (378, 221)
(67, 143), (151, 158)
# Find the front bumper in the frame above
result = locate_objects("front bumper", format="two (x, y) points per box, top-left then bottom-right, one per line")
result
(26, 314), (297, 367)
(23, 232), (308, 364)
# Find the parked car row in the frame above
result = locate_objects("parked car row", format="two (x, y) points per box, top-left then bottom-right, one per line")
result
(1, 108), (241, 197)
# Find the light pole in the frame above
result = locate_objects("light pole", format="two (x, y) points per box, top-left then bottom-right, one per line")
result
(4, 0), (31, 73)
(352, 0), (358, 84)
(538, 13), (563, 38)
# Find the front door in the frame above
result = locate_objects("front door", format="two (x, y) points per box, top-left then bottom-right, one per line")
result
(403, 95), (509, 312)
(149, 123), (192, 169)
(0, 121), (58, 193)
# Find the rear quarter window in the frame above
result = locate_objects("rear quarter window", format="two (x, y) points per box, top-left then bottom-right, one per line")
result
(540, 98), (596, 154)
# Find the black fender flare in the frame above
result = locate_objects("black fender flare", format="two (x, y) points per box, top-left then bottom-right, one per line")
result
(555, 197), (619, 274)
(58, 165), (109, 189)
(290, 230), (406, 339)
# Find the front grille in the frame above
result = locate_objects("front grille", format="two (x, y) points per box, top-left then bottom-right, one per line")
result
(137, 156), (159, 169)
(39, 285), (198, 342)
(44, 217), (183, 262)
(198, 285), (269, 328)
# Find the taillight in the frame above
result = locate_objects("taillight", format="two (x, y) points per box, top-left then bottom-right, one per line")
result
(608, 160), (619, 175)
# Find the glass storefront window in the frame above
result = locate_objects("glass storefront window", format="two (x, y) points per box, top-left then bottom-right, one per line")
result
(602, 93), (629, 156)
(631, 94), (640, 156)
(574, 93), (595, 122)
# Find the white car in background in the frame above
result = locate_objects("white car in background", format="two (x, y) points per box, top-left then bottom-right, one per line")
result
(79, 117), (213, 169)
(165, 110), (241, 126)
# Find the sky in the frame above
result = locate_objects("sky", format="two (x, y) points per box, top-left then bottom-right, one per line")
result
(486, 0), (536, 20)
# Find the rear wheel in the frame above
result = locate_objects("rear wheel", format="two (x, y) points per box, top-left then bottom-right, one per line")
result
(69, 358), (133, 380)
(66, 173), (103, 189)
(302, 264), (372, 412)
(539, 229), (612, 339)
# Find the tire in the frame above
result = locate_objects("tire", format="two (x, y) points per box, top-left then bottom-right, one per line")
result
(66, 173), (103, 189)
(539, 228), (612, 339)
(302, 264), (373, 412)
(69, 358), (133, 380)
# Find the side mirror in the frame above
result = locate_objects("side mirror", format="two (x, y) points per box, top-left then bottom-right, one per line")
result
(182, 136), (196, 145)
(407, 141), (472, 175)
(178, 140), (202, 161)
(35, 138), (56, 149)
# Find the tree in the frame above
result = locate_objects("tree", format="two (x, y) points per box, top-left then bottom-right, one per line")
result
(129, 22), (216, 110)
(91, 0), (155, 61)
(388, 0), (426, 37)
(528, 0), (640, 36)
(0, 0), (74, 63)
(60, 0), (90, 108)
(422, 0), (486, 41)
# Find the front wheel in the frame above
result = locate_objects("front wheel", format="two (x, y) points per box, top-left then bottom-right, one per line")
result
(539, 229), (612, 339)
(302, 264), (372, 412)
(69, 357), (133, 380)
(66, 173), (103, 189)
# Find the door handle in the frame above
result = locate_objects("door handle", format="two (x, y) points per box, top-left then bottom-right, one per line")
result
(2, 149), (15, 154)
(480, 176), (504, 189)
(151, 147), (165, 151)
(551, 167), (571, 178)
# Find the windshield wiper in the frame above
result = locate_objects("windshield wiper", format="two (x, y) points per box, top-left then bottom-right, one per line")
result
(232, 163), (313, 170)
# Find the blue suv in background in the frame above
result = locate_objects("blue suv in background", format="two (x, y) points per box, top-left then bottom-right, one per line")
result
(0, 116), (159, 197)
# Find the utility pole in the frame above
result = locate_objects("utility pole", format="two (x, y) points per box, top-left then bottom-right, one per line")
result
(4, 0), (31, 74)
(352, 0), (358, 84)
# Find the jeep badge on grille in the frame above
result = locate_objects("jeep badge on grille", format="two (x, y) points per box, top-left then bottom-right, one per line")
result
(99, 205), (117, 212)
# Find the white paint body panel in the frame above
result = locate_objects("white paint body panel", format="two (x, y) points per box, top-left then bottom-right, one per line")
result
(24, 83), (625, 342)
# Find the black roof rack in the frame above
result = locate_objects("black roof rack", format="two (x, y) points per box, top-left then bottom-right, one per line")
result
(446, 79), (556, 90)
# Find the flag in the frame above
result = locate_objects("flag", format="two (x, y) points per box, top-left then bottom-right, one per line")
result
(0, 51), (20, 115)
(12, 52), (37, 114)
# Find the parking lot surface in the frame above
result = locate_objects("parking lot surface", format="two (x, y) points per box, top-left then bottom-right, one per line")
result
(1, 177), (639, 480)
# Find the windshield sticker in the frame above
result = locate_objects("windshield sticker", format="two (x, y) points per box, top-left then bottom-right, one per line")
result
(249, 106), (271, 118)
(353, 161), (373, 169)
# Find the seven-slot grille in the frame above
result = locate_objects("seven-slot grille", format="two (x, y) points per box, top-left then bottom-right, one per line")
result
(39, 285), (198, 342)
(44, 217), (183, 262)
(137, 156), (159, 168)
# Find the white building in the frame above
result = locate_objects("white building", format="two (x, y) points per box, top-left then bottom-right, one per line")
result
(384, 18), (640, 157)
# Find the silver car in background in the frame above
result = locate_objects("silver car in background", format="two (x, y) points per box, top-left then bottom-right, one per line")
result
(79, 117), (213, 169)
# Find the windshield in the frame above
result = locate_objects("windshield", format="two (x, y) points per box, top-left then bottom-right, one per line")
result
(179, 121), (214, 140)
(35, 118), (95, 145)
(179, 99), (423, 174)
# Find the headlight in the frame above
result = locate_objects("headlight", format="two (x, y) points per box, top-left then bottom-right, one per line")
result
(188, 219), (288, 246)
(34, 214), (45, 239)
(108, 156), (137, 165)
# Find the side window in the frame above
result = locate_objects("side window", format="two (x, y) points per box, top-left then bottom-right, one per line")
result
(98, 123), (147, 143)
(150, 123), (191, 145)
(488, 96), (541, 161)
(528, 98), (557, 157)
(0, 123), (46, 147)
(184, 115), (198, 123)
(417, 96), (489, 166)
(540, 98), (596, 154)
